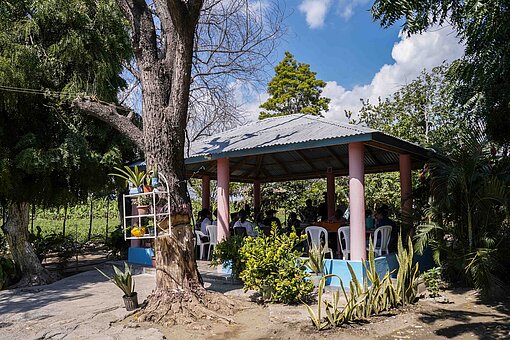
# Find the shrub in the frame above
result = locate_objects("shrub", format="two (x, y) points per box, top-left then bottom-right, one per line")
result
(210, 235), (245, 279)
(422, 267), (442, 297)
(0, 257), (17, 290)
(239, 224), (313, 303)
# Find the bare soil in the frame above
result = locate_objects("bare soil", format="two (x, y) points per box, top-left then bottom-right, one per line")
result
(123, 285), (510, 340)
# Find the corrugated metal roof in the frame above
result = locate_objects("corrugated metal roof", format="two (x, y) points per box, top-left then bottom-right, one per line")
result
(187, 114), (377, 161)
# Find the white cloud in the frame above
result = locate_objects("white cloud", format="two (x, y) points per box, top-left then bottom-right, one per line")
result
(323, 26), (465, 122)
(337, 0), (371, 20)
(238, 26), (464, 124)
(298, 0), (332, 29)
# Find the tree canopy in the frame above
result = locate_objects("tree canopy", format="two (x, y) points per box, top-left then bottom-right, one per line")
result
(0, 0), (136, 207)
(372, 0), (510, 146)
(259, 52), (330, 119)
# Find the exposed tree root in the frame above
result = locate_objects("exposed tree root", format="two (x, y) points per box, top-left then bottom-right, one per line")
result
(135, 286), (240, 327)
(13, 270), (58, 288)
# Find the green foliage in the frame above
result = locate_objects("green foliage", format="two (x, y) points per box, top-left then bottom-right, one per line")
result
(371, 0), (510, 146)
(210, 235), (245, 279)
(414, 126), (510, 296)
(110, 166), (146, 188)
(305, 245), (325, 274)
(0, 257), (17, 290)
(259, 51), (330, 119)
(305, 234), (418, 329)
(395, 235), (419, 304)
(421, 267), (442, 298)
(239, 224), (313, 303)
(97, 262), (136, 297)
(0, 0), (136, 207)
(352, 65), (465, 150)
(30, 232), (80, 269)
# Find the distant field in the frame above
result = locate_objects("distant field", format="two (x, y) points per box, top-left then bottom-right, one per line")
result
(33, 217), (121, 243)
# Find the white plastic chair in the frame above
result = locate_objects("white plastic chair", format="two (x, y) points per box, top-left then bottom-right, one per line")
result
(305, 226), (333, 259)
(368, 225), (392, 256)
(206, 224), (218, 260)
(337, 226), (350, 260)
(194, 230), (210, 260)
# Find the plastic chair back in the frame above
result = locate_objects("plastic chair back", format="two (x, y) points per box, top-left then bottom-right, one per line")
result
(206, 225), (218, 245)
(337, 226), (350, 259)
(305, 226), (329, 249)
(373, 225), (392, 255)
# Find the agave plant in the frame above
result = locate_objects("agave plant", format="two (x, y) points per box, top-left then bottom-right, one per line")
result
(305, 245), (325, 274)
(97, 262), (136, 297)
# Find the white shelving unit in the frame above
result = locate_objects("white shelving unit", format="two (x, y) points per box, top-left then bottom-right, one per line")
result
(122, 173), (171, 240)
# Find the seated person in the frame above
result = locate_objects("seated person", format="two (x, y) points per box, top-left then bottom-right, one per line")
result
(200, 208), (213, 235)
(286, 212), (301, 230)
(233, 210), (257, 237)
(301, 199), (317, 224)
(365, 209), (375, 230)
(263, 209), (281, 229)
(375, 205), (394, 228)
(329, 209), (346, 224)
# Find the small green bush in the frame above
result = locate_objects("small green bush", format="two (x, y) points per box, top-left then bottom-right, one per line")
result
(210, 235), (245, 279)
(239, 224), (313, 303)
(422, 267), (442, 297)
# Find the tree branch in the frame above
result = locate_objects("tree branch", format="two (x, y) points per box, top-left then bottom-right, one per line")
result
(72, 97), (144, 150)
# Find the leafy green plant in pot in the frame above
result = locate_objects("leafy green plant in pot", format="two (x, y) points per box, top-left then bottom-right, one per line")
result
(97, 262), (138, 311)
(110, 165), (146, 194)
(136, 194), (152, 215)
(306, 245), (325, 287)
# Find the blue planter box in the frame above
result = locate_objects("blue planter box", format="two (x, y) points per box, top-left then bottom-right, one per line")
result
(128, 247), (154, 266)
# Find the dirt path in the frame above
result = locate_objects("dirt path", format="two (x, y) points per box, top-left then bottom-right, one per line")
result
(1, 266), (509, 340)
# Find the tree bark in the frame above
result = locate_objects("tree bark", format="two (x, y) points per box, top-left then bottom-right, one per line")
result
(1, 202), (55, 287)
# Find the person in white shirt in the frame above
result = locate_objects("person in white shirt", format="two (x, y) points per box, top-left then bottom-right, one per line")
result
(200, 208), (213, 235)
(233, 210), (257, 237)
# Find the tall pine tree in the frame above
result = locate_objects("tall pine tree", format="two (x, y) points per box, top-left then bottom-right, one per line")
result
(259, 52), (330, 119)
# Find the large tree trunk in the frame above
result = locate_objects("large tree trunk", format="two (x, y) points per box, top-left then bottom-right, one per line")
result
(1, 202), (55, 287)
(73, 0), (238, 325)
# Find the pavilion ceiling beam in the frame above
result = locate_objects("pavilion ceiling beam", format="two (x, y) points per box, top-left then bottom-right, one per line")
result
(294, 150), (320, 171)
(268, 154), (290, 175)
(325, 146), (347, 168)
(365, 146), (383, 166)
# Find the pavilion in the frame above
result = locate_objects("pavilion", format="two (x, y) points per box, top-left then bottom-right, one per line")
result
(185, 114), (432, 260)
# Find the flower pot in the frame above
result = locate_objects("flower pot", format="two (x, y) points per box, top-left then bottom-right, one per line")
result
(123, 293), (139, 311)
(150, 177), (159, 187)
(151, 256), (156, 268)
(137, 205), (149, 215)
(129, 186), (142, 194)
(310, 273), (324, 287)
(143, 185), (153, 193)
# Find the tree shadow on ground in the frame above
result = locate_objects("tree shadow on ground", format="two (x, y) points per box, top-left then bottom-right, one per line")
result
(418, 308), (510, 339)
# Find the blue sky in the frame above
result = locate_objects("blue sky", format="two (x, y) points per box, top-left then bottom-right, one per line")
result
(241, 0), (465, 122)
(279, 1), (401, 88)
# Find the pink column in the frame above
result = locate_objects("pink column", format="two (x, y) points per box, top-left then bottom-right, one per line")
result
(399, 154), (412, 225)
(326, 172), (335, 220)
(349, 142), (366, 260)
(217, 158), (230, 241)
(202, 175), (210, 210)
(253, 180), (261, 211)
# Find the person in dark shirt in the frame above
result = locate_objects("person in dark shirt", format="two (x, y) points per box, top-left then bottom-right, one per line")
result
(287, 212), (301, 230)
(301, 199), (317, 224)
(263, 209), (281, 228)
(318, 192), (328, 222)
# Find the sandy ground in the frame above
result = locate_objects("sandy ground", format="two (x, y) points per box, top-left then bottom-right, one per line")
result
(0, 263), (509, 340)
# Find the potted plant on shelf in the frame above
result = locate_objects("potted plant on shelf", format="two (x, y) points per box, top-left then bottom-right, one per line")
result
(149, 164), (159, 188)
(97, 262), (138, 311)
(110, 165), (146, 194)
(130, 226), (146, 237)
(306, 245), (325, 288)
(136, 194), (152, 215)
